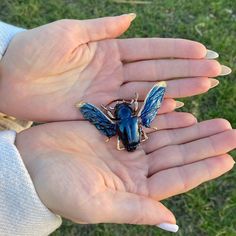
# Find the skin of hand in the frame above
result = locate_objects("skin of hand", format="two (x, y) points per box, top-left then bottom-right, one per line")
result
(15, 115), (235, 226)
(0, 14), (224, 122)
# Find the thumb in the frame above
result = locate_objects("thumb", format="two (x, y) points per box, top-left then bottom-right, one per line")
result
(97, 190), (179, 233)
(75, 13), (136, 43)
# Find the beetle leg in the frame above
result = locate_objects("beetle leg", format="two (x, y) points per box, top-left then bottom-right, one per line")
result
(134, 92), (139, 112)
(101, 104), (109, 111)
(105, 137), (110, 142)
(141, 130), (148, 142)
(134, 101), (139, 112)
(150, 126), (158, 131)
(117, 137), (125, 151)
(107, 111), (116, 119)
(130, 99), (134, 104)
(134, 92), (139, 102)
(101, 104), (116, 119)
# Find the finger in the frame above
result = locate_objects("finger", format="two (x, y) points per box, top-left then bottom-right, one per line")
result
(123, 59), (221, 82)
(118, 38), (206, 61)
(156, 99), (181, 114)
(148, 154), (235, 201)
(102, 108), (196, 131)
(109, 98), (179, 115)
(66, 14), (135, 43)
(148, 130), (236, 175)
(120, 77), (214, 100)
(95, 190), (176, 226)
(144, 112), (197, 132)
(143, 119), (232, 153)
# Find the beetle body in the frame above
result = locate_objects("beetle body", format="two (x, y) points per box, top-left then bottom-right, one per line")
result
(115, 103), (141, 151)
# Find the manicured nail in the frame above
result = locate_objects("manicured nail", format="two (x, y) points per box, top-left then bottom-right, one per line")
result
(205, 49), (219, 59)
(220, 65), (232, 76)
(156, 223), (179, 233)
(210, 79), (219, 89)
(128, 13), (137, 21)
(175, 101), (184, 109)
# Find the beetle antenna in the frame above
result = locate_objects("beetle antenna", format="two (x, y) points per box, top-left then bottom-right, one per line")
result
(135, 92), (139, 101)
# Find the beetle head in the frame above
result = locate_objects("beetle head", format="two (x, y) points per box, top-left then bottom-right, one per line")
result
(114, 102), (133, 119)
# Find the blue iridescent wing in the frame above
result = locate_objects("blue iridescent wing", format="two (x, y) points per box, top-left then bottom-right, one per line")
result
(138, 81), (166, 128)
(77, 102), (117, 138)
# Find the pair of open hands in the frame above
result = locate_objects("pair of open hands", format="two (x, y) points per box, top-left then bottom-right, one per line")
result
(0, 14), (235, 227)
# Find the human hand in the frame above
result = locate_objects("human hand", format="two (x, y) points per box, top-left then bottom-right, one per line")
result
(0, 14), (230, 122)
(15, 115), (235, 228)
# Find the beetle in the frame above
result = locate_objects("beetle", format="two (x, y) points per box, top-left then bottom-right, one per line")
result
(76, 81), (166, 152)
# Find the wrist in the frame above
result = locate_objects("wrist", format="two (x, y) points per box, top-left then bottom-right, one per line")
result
(15, 131), (32, 177)
(0, 130), (62, 233)
(0, 22), (25, 59)
(0, 22), (25, 113)
(15, 130), (42, 187)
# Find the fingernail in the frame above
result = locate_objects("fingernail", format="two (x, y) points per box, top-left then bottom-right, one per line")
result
(220, 65), (232, 76)
(128, 13), (137, 21)
(210, 79), (220, 89)
(156, 223), (179, 233)
(205, 49), (219, 59)
(175, 101), (184, 109)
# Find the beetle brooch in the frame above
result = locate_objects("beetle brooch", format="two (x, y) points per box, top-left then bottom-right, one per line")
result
(76, 81), (166, 152)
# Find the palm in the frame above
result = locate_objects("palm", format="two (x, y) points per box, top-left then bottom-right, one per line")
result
(0, 16), (222, 122)
(16, 119), (235, 225)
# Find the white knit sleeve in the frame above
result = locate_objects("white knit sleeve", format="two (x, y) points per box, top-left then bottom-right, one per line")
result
(0, 21), (25, 60)
(0, 130), (62, 236)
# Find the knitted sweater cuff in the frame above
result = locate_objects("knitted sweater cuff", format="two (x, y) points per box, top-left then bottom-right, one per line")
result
(0, 130), (62, 235)
(0, 21), (25, 60)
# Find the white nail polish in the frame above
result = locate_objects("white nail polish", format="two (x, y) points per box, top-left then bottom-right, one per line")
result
(156, 223), (179, 233)
(128, 13), (137, 21)
(220, 65), (232, 76)
(205, 49), (219, 59)
(210, 79), (219, 89)
(175, 101), (184, 109)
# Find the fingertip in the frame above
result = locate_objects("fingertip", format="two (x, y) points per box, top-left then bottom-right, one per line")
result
(159, 99), (177, 114)
(215, 154), (235, 172)
(193, 41), (207, 59)
(225, 155), (235, 170)
(155, 201), (176, 225)
(229, 130), (236, 149)
(110, 13), (136, 36)
(127, 13), (137, 22)
(206, 60), (222, 76)
(168, 99), (179, 111)
(196, 77), (212, 93)
(182, 39), (206, 58)
(184, 113), (198, 125)
(213, 119), (232, 131)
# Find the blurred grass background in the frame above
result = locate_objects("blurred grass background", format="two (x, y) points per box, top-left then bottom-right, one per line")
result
(0, 0), (235, 235)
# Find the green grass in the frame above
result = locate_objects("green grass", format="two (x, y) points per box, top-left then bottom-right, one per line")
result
(1, 0), (235, 235)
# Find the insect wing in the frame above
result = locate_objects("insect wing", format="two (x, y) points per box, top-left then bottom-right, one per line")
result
(138, 81), (166, 127)
(78, 102), (117, 138)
